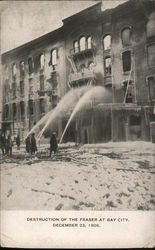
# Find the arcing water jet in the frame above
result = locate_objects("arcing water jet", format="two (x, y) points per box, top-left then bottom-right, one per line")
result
(59, 86), (111, 144)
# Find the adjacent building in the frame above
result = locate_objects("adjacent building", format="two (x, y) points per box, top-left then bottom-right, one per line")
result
(1, 0), (155, 143)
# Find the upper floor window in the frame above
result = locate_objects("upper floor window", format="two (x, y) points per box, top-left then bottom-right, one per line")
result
(28, 57), (34, 74)
(121, 27), (131, 46)
(87, 36), (92, 49)
(73, 41), (79, 53)
(39, 99), (45, 114)
(104, 57), (111, 76)
(12, 63), (17, 78)
(5, 104), (9, 119)
(79, 36), (86, 51)
(40, 54), (45, 70)
(29, 100), (34, 115)
(20, 80), (24, 96)
(147, 43), (155, 67)
(103, 35), (111, 50)
(148, 76), (155, 101)
(122, 50), (131, 72)
(146, 12), (155, 38)
(19, 61), (25, 77)
(12, 103), (17, 119)
(51, 49), (57, 66)
(20, 101), (25, 120)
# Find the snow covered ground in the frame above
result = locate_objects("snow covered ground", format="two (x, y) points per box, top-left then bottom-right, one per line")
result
(0, 141), (155, 210)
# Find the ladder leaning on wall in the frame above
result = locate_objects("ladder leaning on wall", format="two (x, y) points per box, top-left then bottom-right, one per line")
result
(123, 56), (136, 104)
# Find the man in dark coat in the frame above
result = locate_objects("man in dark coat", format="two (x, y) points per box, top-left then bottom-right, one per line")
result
(25, 136), (31, 153)
(30, 133), (37, 155)
(6, 134), (13, 156)
(0, 133), (6, 155)
(50, 132), (58, 157)
(16, 135), (20, 150)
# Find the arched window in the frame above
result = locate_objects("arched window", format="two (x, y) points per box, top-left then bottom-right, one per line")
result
(79, 36), (86, 51)
(51, 49), (57, 66)
(146, 12), (155, 38)
(73, 41), (79, 53)
(87, 36), (92, 49)
(12, 63), (17, 77)
(103, 35), (111, 50)
(40, 54), (45, 69)
(19, 61), (25, 77)
(121, 27), (131, 46)
(28, 57), (34, 74)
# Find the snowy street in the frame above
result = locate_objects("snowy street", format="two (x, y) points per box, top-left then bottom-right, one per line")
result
(1, 141), (155, 210)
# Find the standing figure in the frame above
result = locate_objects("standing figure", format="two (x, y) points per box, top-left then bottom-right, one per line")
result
(25, 136), (31, 153)
(50, 132), (58, 157)
(30, 133), (37, 155)
(16, 135), (20, 150)
(0, 133), (6, 155)
(6, 135), (13, 156)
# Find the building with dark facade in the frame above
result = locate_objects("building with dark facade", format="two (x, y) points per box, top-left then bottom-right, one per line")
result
(1, 0), (155, 143)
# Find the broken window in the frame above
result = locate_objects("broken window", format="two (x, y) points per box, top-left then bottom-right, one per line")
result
(19, 61), (25, 77)
(52, 95), (58, 108)
(79, 36), (86, 51)
(12, 82), (17, 99)
(29, 100), (34, 115)
(12, 103), (17, 119)
(20, 101), (25, 119)
(103, 35), (111, 50)
(148, 76), (155, 101)
(87, 36), (92, 49)
(104, 57), (111, 76)
(130, 115), (141, 126)
(147, 44), (155, 67)
(121, 27), (131, 46)
(40, 54), (45, 70)
(122, 50), (131, 72)
(28, 57), (34, 74)
(146, 13), (155, 38)
(40, 75), (44, 91)
(73, 41), (79, 53)
(39, 99), (45, 114)
(20, 80), (24, 96)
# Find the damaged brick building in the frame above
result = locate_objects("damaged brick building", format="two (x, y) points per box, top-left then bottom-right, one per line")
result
(1, 0), (155, 143)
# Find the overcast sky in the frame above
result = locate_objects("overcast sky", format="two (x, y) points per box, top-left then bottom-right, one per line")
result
(0, 0), (127, 53)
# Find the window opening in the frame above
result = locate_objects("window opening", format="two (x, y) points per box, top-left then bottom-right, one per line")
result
(104, 57), (111, 76)
(121, 27), (131, 46)
(19, 61), (25, 77)
(40, 75), (44, 91)
(79, 36), (86, 51)
(20, 101), (25, 119)
(39, 99), (45, 114)
(20, 81), (24, 96)
(146, 13), (155, 38)
(148, 76), (155, 101)
(12, 103), (17, 119)
(28, 58), (34, 74)
(123, 80), (133, 103)
(87, 36), (92, 49)
(29, 100), (34, 115)
(122, 50), (131, 72)
(147, 44), (155, 67)
(40, 54), (45, 70)
(103, 35), (111, 50)
(73, 41), (79, 53)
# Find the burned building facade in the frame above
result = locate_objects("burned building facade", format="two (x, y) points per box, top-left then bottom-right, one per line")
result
(1, 0), (155, 143)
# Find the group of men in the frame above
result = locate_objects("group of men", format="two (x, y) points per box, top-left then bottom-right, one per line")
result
(0, 133), (20, 156)
(0, 131), (58, 157)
